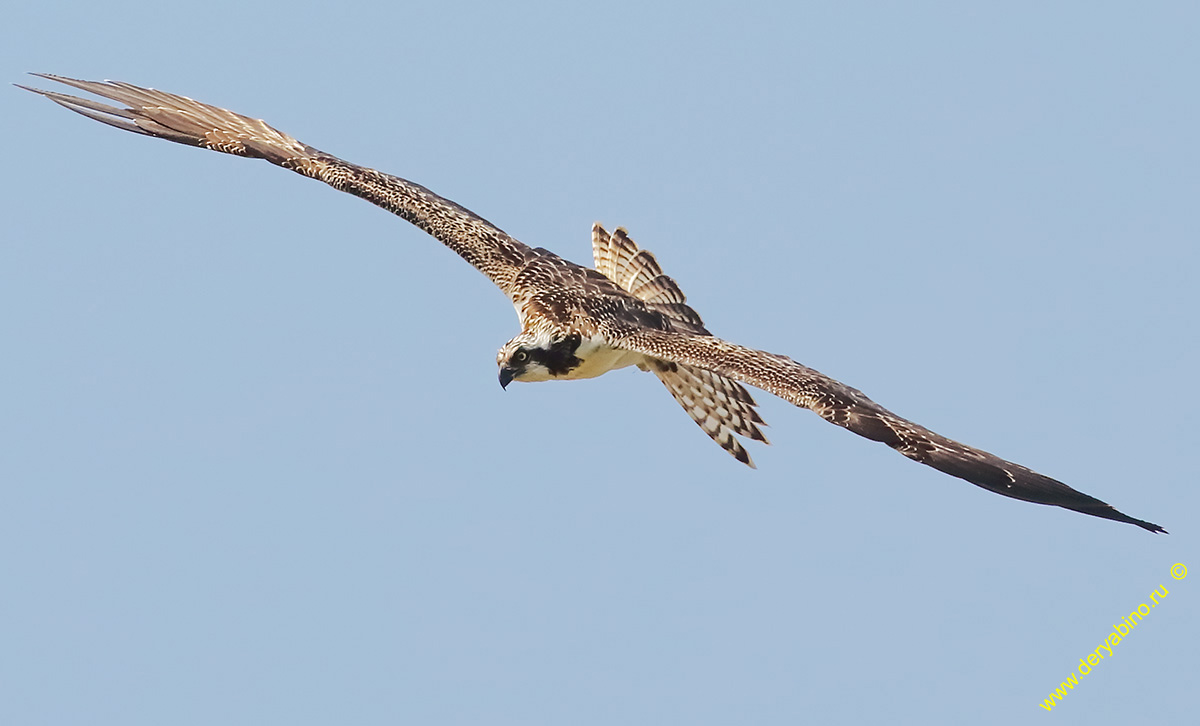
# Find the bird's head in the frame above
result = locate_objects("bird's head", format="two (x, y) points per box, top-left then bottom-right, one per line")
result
(496, 329), (583, 388)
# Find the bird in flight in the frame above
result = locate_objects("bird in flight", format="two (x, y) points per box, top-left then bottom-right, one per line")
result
(19, 74), (1164, 533)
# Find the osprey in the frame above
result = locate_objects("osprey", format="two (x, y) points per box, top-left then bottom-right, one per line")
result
(20, 74), (1165, 533)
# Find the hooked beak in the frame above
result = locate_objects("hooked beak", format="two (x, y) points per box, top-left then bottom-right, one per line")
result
(498, 366), (515, 390)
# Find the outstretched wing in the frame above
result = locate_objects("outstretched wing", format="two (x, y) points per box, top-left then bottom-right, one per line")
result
(18, 74), (533, 294)
(591, 224), (769, 466)
(611, 327), (1165, 532)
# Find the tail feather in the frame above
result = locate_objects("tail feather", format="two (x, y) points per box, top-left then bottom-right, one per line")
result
(591, 223), (770, 466)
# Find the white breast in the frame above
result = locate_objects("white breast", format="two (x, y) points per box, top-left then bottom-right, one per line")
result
(564, 333), (645, 380)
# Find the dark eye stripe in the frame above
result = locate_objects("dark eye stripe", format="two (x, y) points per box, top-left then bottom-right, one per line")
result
(527, 335), (582, 376)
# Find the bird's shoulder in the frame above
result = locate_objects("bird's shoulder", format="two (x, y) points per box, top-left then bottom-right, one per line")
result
(512, 249), (672, 334)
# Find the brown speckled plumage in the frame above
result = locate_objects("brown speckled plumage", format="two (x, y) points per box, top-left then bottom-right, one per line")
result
(591, 225), (768, 467)
(20, 74), (1164, 533)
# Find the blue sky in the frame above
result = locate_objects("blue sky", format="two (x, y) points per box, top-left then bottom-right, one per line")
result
(2, 2), (1197, 724)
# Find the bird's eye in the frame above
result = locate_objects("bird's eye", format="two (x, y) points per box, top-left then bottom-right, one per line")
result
(513, 349), (529, 363)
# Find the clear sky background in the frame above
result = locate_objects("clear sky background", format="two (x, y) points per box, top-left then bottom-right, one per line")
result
(2, 2), (1197, 724)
